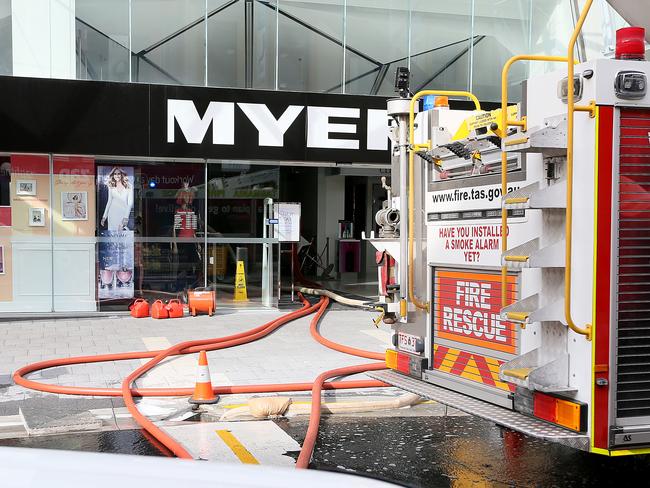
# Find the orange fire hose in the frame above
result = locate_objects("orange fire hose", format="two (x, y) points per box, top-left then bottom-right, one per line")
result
(296, 297), (387, 468)
(309, 296), (384, 361)
(295, 361), (387, 469)
(119, 296), (329, 457)
(13, 293), (389, 464)
(14, 297), (319, 397)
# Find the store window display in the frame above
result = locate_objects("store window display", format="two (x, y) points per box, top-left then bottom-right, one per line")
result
(96, 161), (206, 311)
(97, 165), (135, 301)
(100, 167), (133, 230)
(173, 181), (202, 291)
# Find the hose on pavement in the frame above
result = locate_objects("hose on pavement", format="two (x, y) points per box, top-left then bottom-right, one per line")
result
(295, 297), (388, 468)
(297, 286), (375, 309)
(13, 293), (389, 465)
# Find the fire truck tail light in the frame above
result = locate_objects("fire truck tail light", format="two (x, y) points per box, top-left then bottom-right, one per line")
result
(385, 349), (398, 369)
(385, 349), (427, 378)
(397, 353), (411, 374)
(556, 399), (581, 431)
(532, 392), (587, 433)
(533, 393), (557, 423)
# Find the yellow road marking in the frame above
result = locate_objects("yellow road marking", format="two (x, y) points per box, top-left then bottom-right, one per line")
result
(216, 429), (260, 464)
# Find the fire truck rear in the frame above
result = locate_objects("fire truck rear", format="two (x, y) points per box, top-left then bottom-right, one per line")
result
(367, 2), (650, 455)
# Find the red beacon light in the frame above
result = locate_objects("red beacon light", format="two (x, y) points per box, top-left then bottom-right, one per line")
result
(615, 26), (646, 60)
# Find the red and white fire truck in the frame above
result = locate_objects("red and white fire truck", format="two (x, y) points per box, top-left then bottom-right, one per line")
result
(367, 1), (650, 455)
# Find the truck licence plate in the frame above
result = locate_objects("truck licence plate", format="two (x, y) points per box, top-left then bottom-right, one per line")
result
(398, 332), (419, 353)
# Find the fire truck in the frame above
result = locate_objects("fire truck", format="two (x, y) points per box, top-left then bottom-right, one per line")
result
(367, 1), (650, 455)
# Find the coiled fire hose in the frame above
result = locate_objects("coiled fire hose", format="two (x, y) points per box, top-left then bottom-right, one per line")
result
(13, 293), (390, 466)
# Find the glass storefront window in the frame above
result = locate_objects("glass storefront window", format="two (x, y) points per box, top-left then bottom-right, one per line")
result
(409, 1), (472, 95)
(252, 0), (278, 90)
(0, 154), (53, 312)
(579, 0), (629, 60)
(76, 0), (130, 82)
(471, 0), (532, 102)
(0, 155), (283, 313)
(96, 161), (206, 310)
(206, 162), (279, 304)
(6, 0), (626, 96)
(131, 0), (206, 86)
(344, 1), (408, 96)
(207, 0), (245, 88)
(278, 0), (344, 93)
(0, 0), (11, 76)
(52, 156), (96, 311)
(526, 0), (575, 84)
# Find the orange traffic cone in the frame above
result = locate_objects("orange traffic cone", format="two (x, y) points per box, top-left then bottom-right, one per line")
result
(189, 350), (218, 405)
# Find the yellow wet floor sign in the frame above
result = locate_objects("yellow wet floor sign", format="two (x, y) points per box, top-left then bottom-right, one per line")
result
(234, 260), (248, 301)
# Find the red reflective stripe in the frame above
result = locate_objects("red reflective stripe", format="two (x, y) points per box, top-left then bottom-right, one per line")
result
(433, 346), (449, 370)
(594, 105), (614, 450)
(450, 351), (471, 376)
(472, 354), (496, 387)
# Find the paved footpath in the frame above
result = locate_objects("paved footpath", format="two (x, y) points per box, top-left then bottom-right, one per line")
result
(0, 306), (395, 431)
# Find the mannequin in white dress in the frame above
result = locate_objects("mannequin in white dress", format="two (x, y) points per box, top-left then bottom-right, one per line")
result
(100, 167), (132, 230)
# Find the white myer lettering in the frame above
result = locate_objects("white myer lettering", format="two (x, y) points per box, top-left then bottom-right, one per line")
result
(237, 103), (304, 147)
(306, 106), (360, 150)
(166, 99), (388, 152)
(167, 100), (234, 144)
(366, 108), (389, 151)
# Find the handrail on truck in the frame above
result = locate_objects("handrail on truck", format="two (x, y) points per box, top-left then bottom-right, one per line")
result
(499, 0), (594, 340)
(499, 54), (569, 312)
(565, 0), (595, 340)
(406, 90), (482, 313)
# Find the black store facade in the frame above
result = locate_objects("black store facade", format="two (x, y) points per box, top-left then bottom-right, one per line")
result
(0, 76), (391, 313)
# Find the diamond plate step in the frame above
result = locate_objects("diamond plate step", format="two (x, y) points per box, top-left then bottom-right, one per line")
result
(367, 370), (589, 451)
(502, 238), (565, 269)
(503, 180), (567, 210)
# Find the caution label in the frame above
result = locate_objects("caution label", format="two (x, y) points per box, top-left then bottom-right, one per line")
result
(434, 270), (518, 354)
(234, 260), (248, 302)
(452, 104), (519, 140)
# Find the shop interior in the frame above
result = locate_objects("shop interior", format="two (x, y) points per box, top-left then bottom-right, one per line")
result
(0, 154), (386, 313)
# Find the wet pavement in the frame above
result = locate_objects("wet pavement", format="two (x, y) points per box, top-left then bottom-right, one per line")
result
(0, 430), (169, 457)
(4, 410), (650, 486)
(280, 414), (650, 487)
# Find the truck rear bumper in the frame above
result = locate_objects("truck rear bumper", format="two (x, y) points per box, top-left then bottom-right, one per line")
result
(368, 369), (590, 451)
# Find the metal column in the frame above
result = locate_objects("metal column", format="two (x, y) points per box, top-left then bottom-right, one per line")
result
(244, 0), (254, 88)
(262, 198), (274, 307)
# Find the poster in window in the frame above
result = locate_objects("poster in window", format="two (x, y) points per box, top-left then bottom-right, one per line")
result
(16, 180), (36, 196)
(273, 202), (301, 242)
(97, 166), (135, 300)
(28, 208), (46, 227)
(61, 191), (88, 221)
(0, 245), (4, 274)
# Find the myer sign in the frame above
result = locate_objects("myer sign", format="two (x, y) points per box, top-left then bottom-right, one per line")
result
(155, 86), (390, 163)
(167, 100), (388, 151)
(0, 76), (391, 163)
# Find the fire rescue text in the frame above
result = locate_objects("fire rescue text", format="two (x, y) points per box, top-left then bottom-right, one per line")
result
(441, 280), (507, 344)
